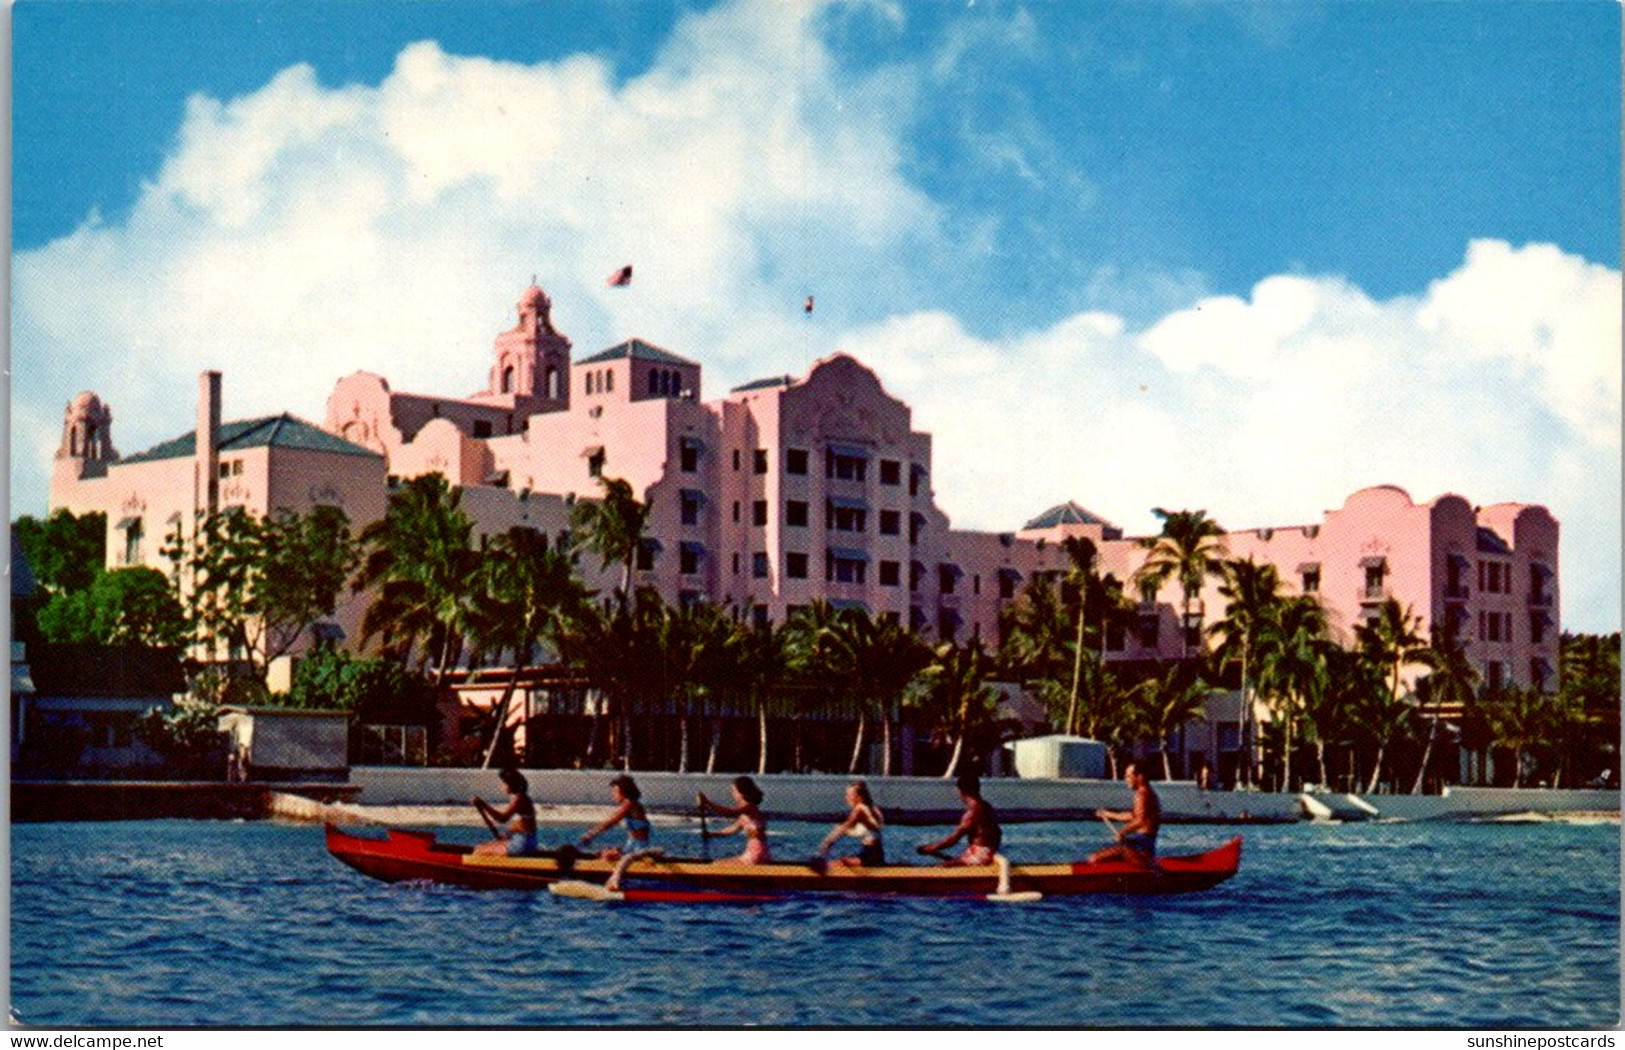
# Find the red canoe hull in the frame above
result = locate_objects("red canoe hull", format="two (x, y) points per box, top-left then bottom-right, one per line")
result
(325, 825), (1242, 898)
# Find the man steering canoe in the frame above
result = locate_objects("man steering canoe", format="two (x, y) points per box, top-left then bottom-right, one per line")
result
(1092, 761), (1161, 867)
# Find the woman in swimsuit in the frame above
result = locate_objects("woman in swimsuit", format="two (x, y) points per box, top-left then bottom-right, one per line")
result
(817, 780), (885, 867)
(579, 774), (652, 860)
(471, 768), (538, 856)
(696, 775), (770, 865)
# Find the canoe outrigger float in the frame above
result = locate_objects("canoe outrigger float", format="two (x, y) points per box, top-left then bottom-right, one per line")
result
(325, 825), (1243, 902)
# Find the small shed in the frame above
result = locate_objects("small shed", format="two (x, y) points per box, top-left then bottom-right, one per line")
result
(1008, 734), (1108, 779)
(218, 707), (349, 782)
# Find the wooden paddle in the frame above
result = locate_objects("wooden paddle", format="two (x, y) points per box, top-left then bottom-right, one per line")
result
(474, 799), (503, 841)
(696, 793), (711, 860)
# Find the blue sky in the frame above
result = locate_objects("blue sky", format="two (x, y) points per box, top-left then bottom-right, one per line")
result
(11, 0), (1621, 629)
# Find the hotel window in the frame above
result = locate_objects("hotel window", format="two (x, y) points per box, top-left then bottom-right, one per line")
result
(502, 366), (514, 393)
(786, 448), (809, 475)
(732, 552), (740, 575)
(218, 461), (230, 479)
(648, 370), (660, 396)
(879, 510), (901, 536)
(122, 518), (143, 566)
(732, 501), (741, 523)
(680, 438), (700, 473)
(680, 491), (703, 526)
(826, 448), (868, 482)
(972, 575), (981, 596)
(605, 370), (614, 393)
(879, 459), (901, 486)
(753, 500), (769, 527)
(753, 552), (770, 579)
(472, 420), (492, 438)
(1301, 567), (1320, 594)
(938, 564), (958, 595)
(753, 449), (769, 475)
(826, 552), (867, 585)
(998, 570), (1018, 600)
(909, 465), (924, 497)
(587, 450), (605, 478)
(909, 513), (925, 544)
(636, 540), (657, 572)
(546, 366), (559, 399)
(1530, 612), (1547, 645)
(785, 500), (809, 528)
(752, 605), (770, 628)
(732, 449), (741, 471)
(680, 544), (703, 576)
(827, 502), (866, 533)
(786, 552), (809, 579)
(938, 611), (959, 642)
(910, 561), (925, 592)
(1488, 661), (1503, 691)
(1139, 616), (1160, 649)
(879, 560), (901, 587)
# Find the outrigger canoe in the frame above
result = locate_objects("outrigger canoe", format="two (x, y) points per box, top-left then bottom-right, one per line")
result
(325, 825), (1242, 900)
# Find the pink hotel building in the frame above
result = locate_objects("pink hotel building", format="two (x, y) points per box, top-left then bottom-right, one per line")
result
(49, 284), (1561, 694)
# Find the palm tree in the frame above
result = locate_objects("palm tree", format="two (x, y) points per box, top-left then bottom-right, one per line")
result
(569, 476), (650, 597)
(1134, 508), (1229, 659)
(1353, 598), (1435, 791)
(916, 641), (1000, 777)
(1302, 647), (1363, 788)
(845, 614), (930, 775)
(1409, 627), (1478, 793)
(1254, 595), (1331, 791)
(783, 601), (867, 769)
(1479, 686), (1554, 787)
(1208, 557), (1286, 787)
(466, 527), (587, 768)
(1140, 663), (1212, 779)
(998, 575), (1073, 685)
(354, 473), (478, 686)
(735, 620), (791, 774)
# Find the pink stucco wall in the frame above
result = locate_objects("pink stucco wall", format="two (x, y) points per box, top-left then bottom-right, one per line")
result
(48, 285), (1561, 694)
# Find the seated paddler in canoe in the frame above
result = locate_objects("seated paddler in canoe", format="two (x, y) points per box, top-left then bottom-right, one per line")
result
(917, 773), (1002, 866)
(816, 780), (886, 868)
(1091, 761), (1162, 868)
(696, 776), (771, 865)
(471, 768), (538, 856)
(578, 774), (652, 861)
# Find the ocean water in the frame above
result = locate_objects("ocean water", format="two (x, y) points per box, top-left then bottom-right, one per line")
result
(9, 817), (1619, 1028)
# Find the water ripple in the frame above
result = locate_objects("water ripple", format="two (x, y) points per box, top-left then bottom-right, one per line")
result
(10, 818), (1619, 1027)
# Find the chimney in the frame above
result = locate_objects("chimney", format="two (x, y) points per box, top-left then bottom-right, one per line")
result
(197, 371), (222, 515)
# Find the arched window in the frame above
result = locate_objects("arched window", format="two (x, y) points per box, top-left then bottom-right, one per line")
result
(606, 370), (614, 393)
(648, 370), (659, 396)
(501, 365), (514, 394)
(546, 366), (558, 399)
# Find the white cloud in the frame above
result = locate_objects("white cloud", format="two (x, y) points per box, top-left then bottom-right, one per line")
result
(12, 0), (1619, 631)
(841, 241), (1621, 631)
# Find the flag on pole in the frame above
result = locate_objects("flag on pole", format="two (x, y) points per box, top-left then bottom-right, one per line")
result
(803, 295), (815, 314)
(607, 264), (633, 287)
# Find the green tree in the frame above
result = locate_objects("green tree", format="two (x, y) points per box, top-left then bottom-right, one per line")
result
(167, 506), (358, 682)
(355, 474), (477, 685)
(1254, 595), (1331, 791)
(915, 641), (1001, 777)
(38, 566), (186, 647)
(1140, 662), (1211, 779)
(285, 647), (439, 725)
(1478, 686), (1554, 788)
(1208, 557), (1287, 787)
(1134, 507), (1229, 658)
(569, 476), (650, 597)
(737, 621), (792, 774)
(463, 527), (587, 768)
(14, 509), (106, 594)
(1410, 627), (1479, 794)
(842, 612), (931, 775)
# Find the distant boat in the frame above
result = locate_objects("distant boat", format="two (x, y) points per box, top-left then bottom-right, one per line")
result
(1299, 792), (1380, 822)
(325, 825), (1242, 900)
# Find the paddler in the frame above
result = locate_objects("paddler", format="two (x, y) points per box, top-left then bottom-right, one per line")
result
(1091, 761), (1161, 867)
(579, 774), (652, 860)
(697, 776), (771, 865)
(471, 767), (538, 856)
(917, 772), (1002, 866)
